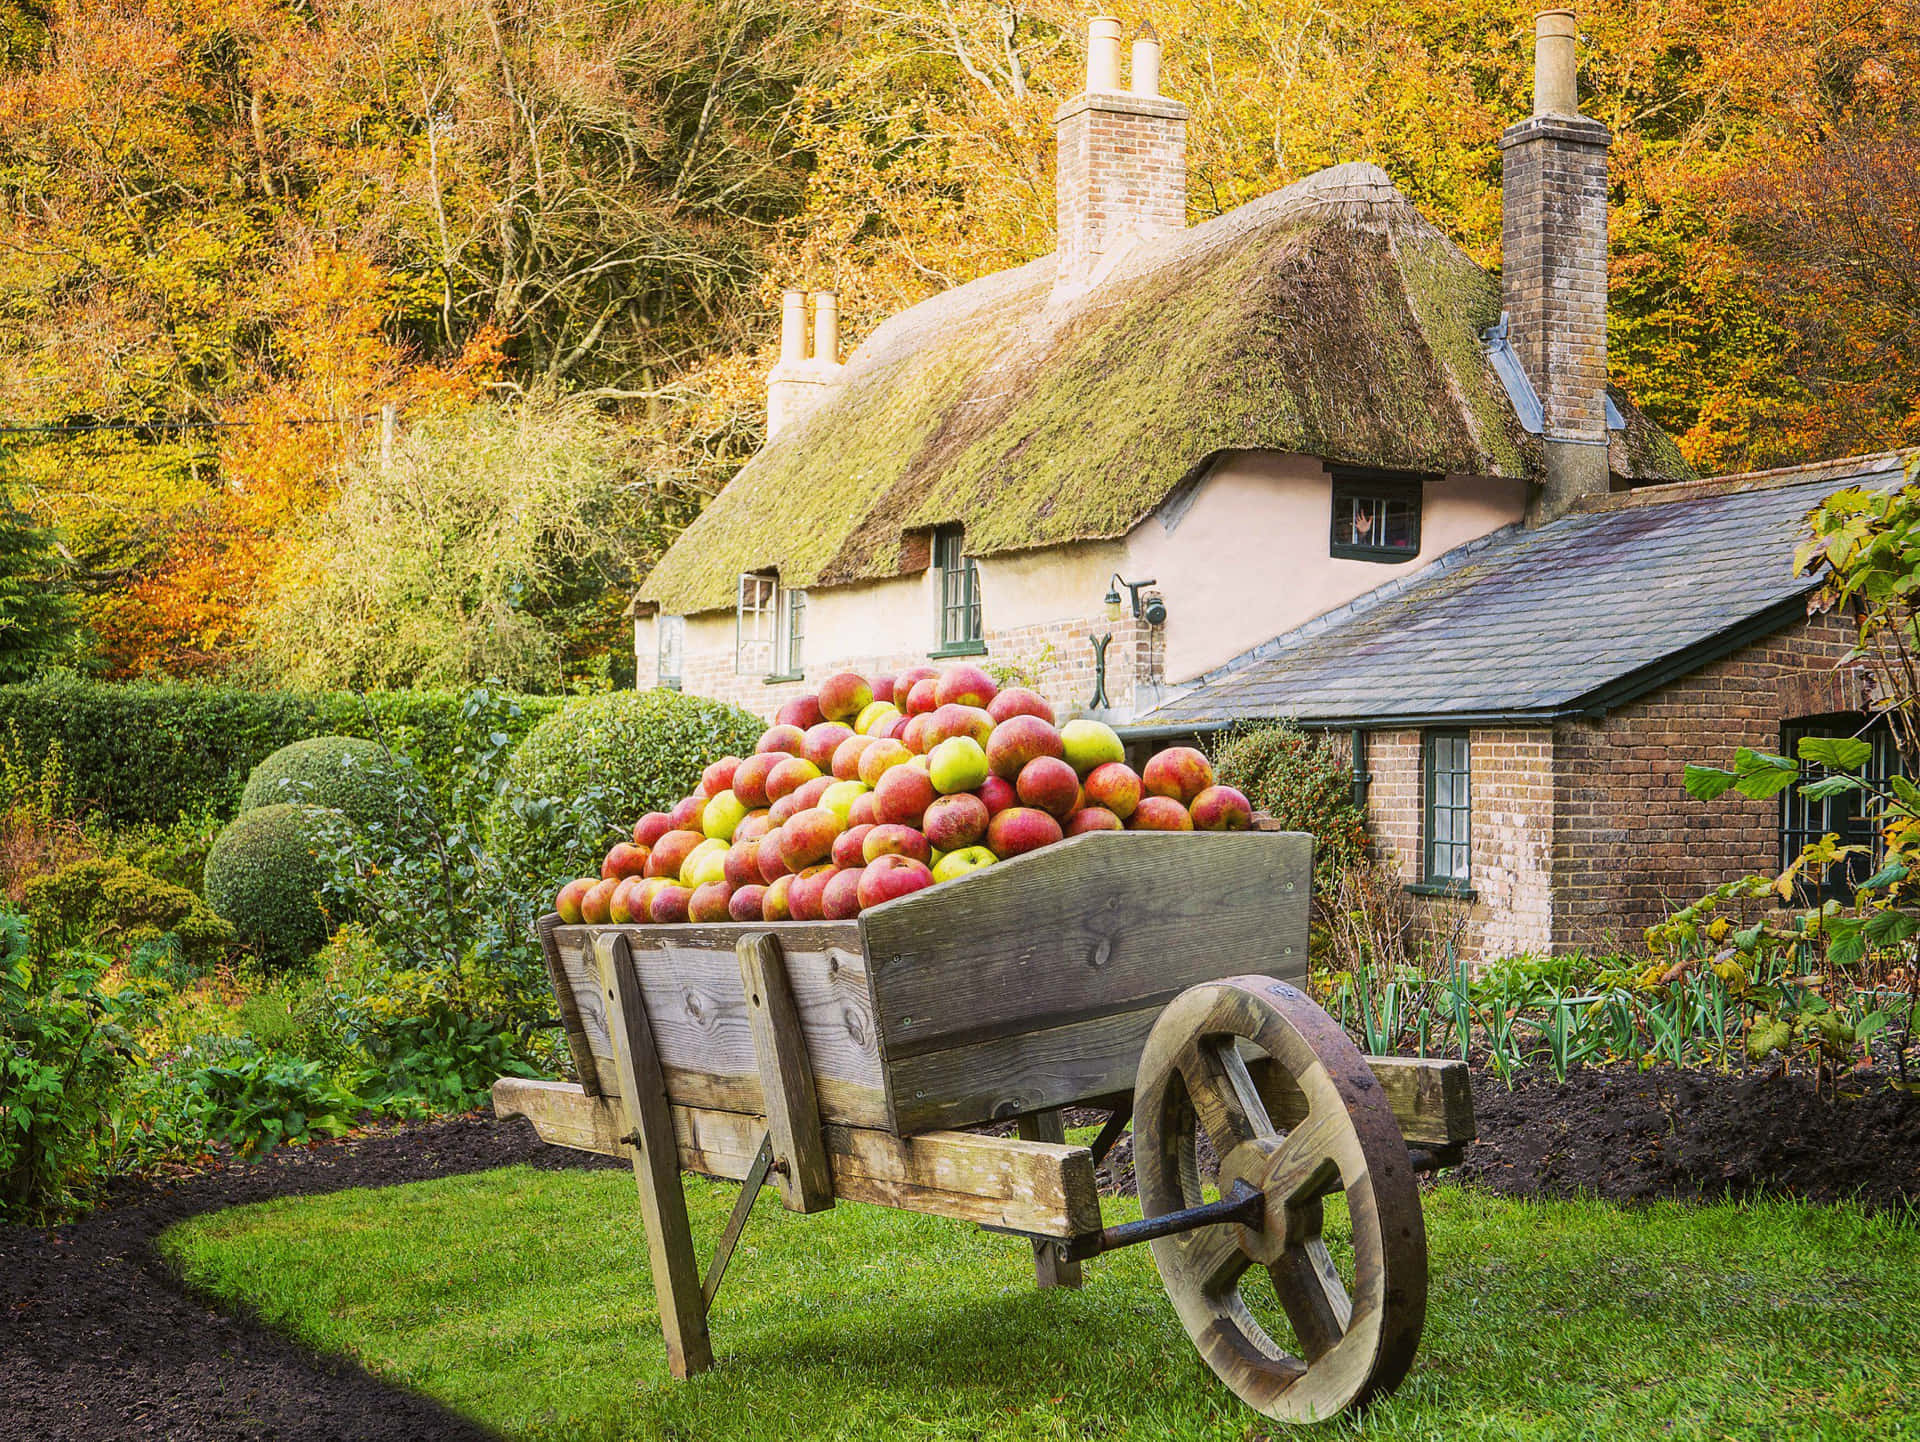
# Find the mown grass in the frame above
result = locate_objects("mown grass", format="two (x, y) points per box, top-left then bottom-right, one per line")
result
(161, 1169), (1920, 1442)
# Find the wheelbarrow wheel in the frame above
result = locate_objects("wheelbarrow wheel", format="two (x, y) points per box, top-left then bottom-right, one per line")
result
(1133, 975), (1427, 1422)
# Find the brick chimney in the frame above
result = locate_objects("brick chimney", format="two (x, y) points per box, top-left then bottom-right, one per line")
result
(1054, 17), (1187, 297)
(1501, 9), (1613, 523)
(766, 289), (843, 440)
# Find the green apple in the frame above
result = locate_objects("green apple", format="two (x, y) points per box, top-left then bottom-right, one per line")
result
(680, 837), (729, 889)
(928, 735), (990, 795)
(820, 778), (871, 823)
(1060, 718), (1126, 777)
(932, 846), (997, 882)
(855, 701), (902, 735)
(701, 788), (749, 841)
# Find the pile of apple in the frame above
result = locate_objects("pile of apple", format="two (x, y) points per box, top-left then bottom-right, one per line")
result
(553, 663), (1251, 927)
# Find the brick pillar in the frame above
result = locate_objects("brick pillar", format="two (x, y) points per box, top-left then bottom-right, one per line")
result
(1054, 20), (1187, 297)
(1500, 10), (1612, 523)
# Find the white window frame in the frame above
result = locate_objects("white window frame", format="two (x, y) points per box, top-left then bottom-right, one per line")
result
(736, 572), (778, 676)
(774, 587), (805, 679)
(656, 614), (684, 690)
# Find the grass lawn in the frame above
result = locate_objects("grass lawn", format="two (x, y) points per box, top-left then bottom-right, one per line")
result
(161, 1166), (1920, 1442)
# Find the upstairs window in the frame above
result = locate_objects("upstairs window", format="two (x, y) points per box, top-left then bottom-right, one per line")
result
(656, 614), (684, 691)
(1330, 471), (1422, 563)
(933, 526), (983, 654)
(736, 572), (778, 676)
(1422, 730), (1472, 893)
(1781, 715), (1901, 902)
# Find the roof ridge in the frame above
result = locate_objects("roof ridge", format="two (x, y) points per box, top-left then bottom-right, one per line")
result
(1575, 447), (1919, 514)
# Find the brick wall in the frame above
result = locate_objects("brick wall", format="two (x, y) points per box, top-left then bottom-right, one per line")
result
(1054, 91), (1187, 291)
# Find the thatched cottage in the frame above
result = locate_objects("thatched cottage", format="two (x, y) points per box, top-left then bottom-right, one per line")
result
(633, 11), (1894, 960)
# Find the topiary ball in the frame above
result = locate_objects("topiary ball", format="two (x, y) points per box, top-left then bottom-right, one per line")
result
(203, 803), (339, 966)
(487, 689), (766, 900)
(240, 736), (414, 833)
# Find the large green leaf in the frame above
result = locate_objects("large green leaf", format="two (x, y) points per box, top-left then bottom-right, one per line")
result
(1796, 735), (1874, 772)
(1797, 774), (1864, 801)
(1730, 748), (1801, 800)
(1683, 764), (1737, 801)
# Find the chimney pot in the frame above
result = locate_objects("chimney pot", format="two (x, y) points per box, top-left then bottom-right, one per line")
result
(779, 290), (807, 366)
(1533, 9), (1579, 118)
(1130, 22), (1162, 96)
(811, 290), (839, 366)
(1087, 17), (1124, 92)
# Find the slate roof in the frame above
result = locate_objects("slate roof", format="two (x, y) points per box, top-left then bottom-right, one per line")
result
(1141, 451), (1918, 730)
(639, 163), (1690, 616)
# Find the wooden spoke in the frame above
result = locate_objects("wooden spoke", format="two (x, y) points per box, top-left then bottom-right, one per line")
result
(1134, 975), (1429, 1423)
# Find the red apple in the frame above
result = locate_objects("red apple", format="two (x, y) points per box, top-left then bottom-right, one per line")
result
(873, 712), (910, 742)
(609, 877), (645, 923)
(645, 830), (705, 879)
(736, 809), (773, 844)
(832, 733), (876, 781)
(555, 878), (595, 923)
(857, 737), (914, 787)
(1083, 761), (1143, 820)
(822, 866), (867, 920)
(1016, 756), (1080, 820)
(987, 807), (1064, 858)
(1066, 806), (1124, 836)
(757, 723), (808, 756)
(788, 864), (836, 921)
(1191, 785), (1254, 831)
(1142, 746), (1215, 806)
(818, 672), (875, 723)
(871, 674), (897, 706)
(730, 752), (780, 809)
(769, 793), (805, 826)
(987, 686), (1055, 725)
(935, 663), (997, 710)
(793, 775), (834, 811)
(894, 666), (938, 707)
(724, 838), (763, 890)
(904, 678), (940, 717)
(667, 794), (707, 833)
(765, 755), (823, 803)
(901, 713), (937, 755)
(833, 824), (875, 869)
(775, 694), (826, 731)
(756, 828), (793, 882)
(778, 807), (844, 871)
(873, 764), (937, 827)
(602, 841), (650, 880)
(803, 722), (856, 772)
(857, 854), (934, 908)
(689, 880), (734, 923)
(978, 774), (1017, 817)
(848, 791), (879, 828)
(729, 884), (769, 921)
(863, 823), (932, 865)
(701, 756), (741, 797)
(633, 812), (674, 848)
(923, 792), (990, 851)
(986, 714), (1065, 780)
(761, 873), (795, 921)
(1130, 795), (1195, 831)
(580, 877), (619, 924)
(928, 703), (994, 749)
(649, 882), (693, 924)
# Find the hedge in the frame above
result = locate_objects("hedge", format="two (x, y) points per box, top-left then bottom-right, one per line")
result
(0, 675), (564, 828)
(202, 803), (338, 966)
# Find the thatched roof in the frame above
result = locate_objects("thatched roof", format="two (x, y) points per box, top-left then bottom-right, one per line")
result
(641, 163), (1692, 616)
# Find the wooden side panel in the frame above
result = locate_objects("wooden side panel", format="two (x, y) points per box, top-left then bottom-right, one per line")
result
(735, 931), (834, 1212)
(860, 830), (1313, 1132)
(495, 1078), (1101, 1239)
(538, 913), (602, 1096)
(1251, 1054), (1477, 1149)
(551, 921), (887, 1128)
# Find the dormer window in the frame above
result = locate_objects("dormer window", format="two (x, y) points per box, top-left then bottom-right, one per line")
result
(932, 525), (984, 655)
(1329, 471), (1423, 563)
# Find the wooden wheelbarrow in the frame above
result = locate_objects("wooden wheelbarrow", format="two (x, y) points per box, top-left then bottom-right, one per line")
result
(494, 830), (1475, 1422)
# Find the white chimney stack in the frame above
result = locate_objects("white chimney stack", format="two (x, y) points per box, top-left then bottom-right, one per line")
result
(1130, 22), (1162, 97)
(1532, 8), (1579, 117)
(766, 290), (843, 442)
(811, 290), (839, 365)
(779, 289), (807, 366)
(1086, 17), (1124, 92)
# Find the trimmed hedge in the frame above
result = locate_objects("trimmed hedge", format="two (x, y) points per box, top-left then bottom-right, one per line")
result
(202, 803), (338, 966)
(487, 689), (766, 900)
(0, 675), (563, 827)
(240, 736), (413, 831)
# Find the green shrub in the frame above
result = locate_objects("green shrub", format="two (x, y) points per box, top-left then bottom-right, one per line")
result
(24, 857), (234, 963)
(487, 688), (765, 898)
(240, 735), (414, 832)
(102, 812), (225, 896)
(1212, 722), (1369, 891)
(183, 1048), (362, 1157)
(0, 674), (563, 827)
(202, 804), (338, 965)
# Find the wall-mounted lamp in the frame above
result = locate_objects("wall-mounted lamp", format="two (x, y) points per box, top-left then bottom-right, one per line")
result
(1105, 574), (1166, 626)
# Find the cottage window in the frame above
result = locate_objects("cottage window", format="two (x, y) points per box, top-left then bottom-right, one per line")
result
(736, 572), (778, 676)
(774, 587), (806, 680)
(656, 615), (684, 691)
(932, 526), (984, 655)
(1420, 730), (1472, 894)
(1329, 472), (1422, 562)
(1781, 715), (1901, 902)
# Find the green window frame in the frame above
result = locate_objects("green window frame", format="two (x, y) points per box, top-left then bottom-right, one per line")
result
(1780, 714), (1900, 902)
(1419, 730), (1473, 895)
(1329, 471), (1423, 563)
(932, 526), (984, 655)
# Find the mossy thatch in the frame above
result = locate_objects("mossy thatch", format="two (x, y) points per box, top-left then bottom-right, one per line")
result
(641, 163), (1691, 616)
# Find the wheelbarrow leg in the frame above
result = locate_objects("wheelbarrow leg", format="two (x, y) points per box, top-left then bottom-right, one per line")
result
(1016, 1109), (1083, 1290)
(594, 932), (714, 1380)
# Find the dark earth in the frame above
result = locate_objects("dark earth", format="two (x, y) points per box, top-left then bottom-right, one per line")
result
(5, 1066), (1916, 1442)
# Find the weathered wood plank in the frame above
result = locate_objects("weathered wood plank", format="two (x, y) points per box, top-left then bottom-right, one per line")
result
(500, 1079), (1101, 1238)
(736, 931), (834, 1212)
(859, 831), (1312, 1072)
(594, 932), (713, 1379)
(1250, 1053), (1476, 1149)
(538, 913), (601, 1096)
(1015, 1110), (1083, 1289)
(553, 923), (887, 1127)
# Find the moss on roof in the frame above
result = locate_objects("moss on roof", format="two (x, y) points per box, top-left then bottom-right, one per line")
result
(641, 163), (1691, 616)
